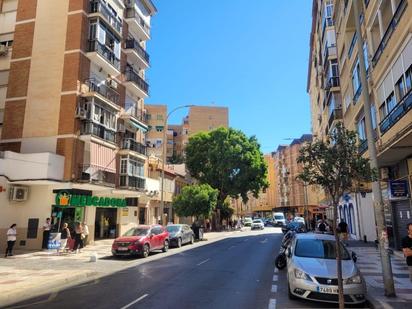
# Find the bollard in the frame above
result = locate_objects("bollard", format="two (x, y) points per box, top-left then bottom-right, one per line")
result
(89, 252), (98, 262)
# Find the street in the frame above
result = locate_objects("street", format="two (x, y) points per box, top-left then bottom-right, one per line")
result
(6, 228), (371, 309)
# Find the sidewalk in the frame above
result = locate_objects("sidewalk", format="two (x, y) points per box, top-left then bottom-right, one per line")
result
(0, 229), (245, 307)
(347, 240), (412, 309)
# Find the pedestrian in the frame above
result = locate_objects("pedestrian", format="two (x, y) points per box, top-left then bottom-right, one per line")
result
(58, 223), (71, 255)
(338, 220), (349, 244)
(401, 223), (412, 282)
(82, 222), (89, 247)
(311, 217), (316, 231)
(5, 224), (17, 257)
(318, 219), (327, 232)
(73, 222), (84, 254)
(42, 218), (51, 250)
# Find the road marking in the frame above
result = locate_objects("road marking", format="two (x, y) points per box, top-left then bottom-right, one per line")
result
(274, 268), (278, 273)
(271, 284), (278, 293)
(197, 258), (210, 266)
(120, 294), (149, 309)
(260, 238), (268, 243)
(272, 275), (278, 281)
(228, 245), (236, 250)
(244, 239), (249, 242)
(268, 298), (277, 309)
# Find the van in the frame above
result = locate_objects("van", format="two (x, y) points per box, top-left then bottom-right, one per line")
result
(273, 212), (286, 226)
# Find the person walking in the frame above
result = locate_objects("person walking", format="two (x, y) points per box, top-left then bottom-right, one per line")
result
(318, 219), (327, 232)
(401, 223), (412, 282)
(42, 218), (51, 250)
(5, 224), (17, 257)
(338, 220), (349, 245)
(58, 223), (71, 255)
(73, 222), (84, 254)
(82, 222), (89, 247)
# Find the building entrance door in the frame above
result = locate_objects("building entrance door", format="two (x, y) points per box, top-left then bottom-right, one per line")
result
(95, 208), (118, 239)
(392, 200), (412, 249)
(139, 207), (146, 224)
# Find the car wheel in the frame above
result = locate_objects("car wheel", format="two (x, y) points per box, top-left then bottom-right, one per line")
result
(177, 238), (182, 248)
(190, 235), (194, 244)
(288, 282), (298, 300)
(275, 253), (287, 269)
(162, 240), (169, 252)
(141, 244), (150, 258)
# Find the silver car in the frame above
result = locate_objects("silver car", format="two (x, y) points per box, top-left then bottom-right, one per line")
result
(286, 233), (366, 304)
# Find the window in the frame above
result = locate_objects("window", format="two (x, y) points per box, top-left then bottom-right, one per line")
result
(371, 105), (377, 130)
(93, 105), (116, 130)
(120, 157), (127, 174)
(379, 102), (387, 120)
(405, 65), (412, 92)
(156, 114), (163, 120)
(155, 126), (164, 132)
(128, 157), (144, 177)
(351, 59), (361, 102)
(357, 117), (366, 140)
(324, 0), (334, 27)
(363, 41), (369, 72)
(0, 40), (13, 47)
(146, 114), (152, 120)
(386, 92), (396, 113)
(395, 76), (406, 102)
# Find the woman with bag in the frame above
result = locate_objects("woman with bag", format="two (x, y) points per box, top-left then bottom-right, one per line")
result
(58, 223), (71, 255)
(73, 222), (84, 254)
(5, 224), (17, 257)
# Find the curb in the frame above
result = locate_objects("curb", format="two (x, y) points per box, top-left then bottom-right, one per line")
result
(365, 296), (376, 309)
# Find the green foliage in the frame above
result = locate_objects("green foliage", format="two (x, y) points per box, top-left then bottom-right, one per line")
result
(185, 127), (269, 203)
(172, 184), (218, 219)
(220, 201), (234, 220)
(297, 122), (376, 203)
(168, 154), (184, 164)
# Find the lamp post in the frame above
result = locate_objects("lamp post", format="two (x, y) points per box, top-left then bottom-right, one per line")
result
(160, 104), (194, 225)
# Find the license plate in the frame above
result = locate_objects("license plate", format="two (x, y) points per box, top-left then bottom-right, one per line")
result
(318, 286), (338, 294)
(117, 247), (128, 251)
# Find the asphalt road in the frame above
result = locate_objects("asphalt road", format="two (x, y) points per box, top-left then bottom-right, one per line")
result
(6, 227), (369, 309)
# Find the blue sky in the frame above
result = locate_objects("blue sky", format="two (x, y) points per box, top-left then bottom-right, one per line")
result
(145, 0), (313, 154)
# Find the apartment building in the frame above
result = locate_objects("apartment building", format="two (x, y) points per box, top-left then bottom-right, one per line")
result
(271, 135), (325, 220)
(0, 0), (158, 250)
(308, 0), (412, 247)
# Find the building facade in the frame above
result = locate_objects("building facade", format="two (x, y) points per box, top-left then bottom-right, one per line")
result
(0, 0), (158, 250)
(308, 0), (412, 246)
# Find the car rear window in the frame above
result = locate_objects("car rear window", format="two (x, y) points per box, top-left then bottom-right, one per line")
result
(294, 239), (350, 260)
(274, 215), (284, 220)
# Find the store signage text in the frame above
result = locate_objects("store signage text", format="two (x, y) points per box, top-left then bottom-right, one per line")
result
(55, 191), (127, 207)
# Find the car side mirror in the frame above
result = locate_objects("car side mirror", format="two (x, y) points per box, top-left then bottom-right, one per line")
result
(149, 233), (154, 238)
(287, 247), (292, 258)
(351, 251), (357, 263)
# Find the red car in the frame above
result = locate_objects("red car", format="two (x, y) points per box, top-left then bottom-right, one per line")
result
(112, 225), (169, 258)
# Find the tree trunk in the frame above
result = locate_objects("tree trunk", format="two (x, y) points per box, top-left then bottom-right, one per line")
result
(333, 202), (345, 309)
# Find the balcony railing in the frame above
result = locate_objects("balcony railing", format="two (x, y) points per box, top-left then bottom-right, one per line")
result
(88, 40), (120, 70)
(326, 76), (340, 89)
(125, 68), (149, 94)
(89, 0), (122, 33)
(84, 78), (120, 105)
(125, 39), (150, 64)
(121, 138), (147, 156)
(78, 164), (116, 186)
(80, 121), (116, 143)
(125, 107), (146, 122)
(125, 8), (150, 37)
(379, 88), (412, 135)
(358, 139), (368, 155)
(120, 175), (146, 190)
(348, 33), (357, 59)
(372, 0), (407, 67)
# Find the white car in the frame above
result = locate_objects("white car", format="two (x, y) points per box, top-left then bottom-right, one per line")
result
(251, 219), (264, 230)
(273, 212), (286, 226)
(294, 217), (305, 224)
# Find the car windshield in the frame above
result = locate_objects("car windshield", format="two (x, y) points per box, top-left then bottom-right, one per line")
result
(253, 220), (261, 223)
(166, 226), (181, 233)
(123, 228), (149, 237)
(275, 215), (284, 220)
(294, 239), (351, 260)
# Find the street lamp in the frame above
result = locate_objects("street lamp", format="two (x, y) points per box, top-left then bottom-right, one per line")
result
(160, 104), (194, 225)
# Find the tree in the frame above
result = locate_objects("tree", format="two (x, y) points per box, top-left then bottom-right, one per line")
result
(185, 127), (268, 209)
(173, 184), (218, 220)
(297, 122), (376, 309)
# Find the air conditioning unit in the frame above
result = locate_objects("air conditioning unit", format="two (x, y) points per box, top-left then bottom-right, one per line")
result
(106, 79), (118, 89)
(75, 107), (87, 119)
(0, 45), (8, 56)
(9, 186), (29, 202)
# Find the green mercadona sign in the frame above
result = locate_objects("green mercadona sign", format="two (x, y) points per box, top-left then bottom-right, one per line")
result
(55, 191), (127, 208)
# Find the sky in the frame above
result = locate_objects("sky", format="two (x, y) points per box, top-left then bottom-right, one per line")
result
(145, 0), (313, 154)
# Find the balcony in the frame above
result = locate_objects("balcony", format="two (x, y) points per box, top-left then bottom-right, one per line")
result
(80, 121), (116, 144)
(121, 138), (147, 156)
(379, 88), (412, 135)
(82, 78), (120, 107)
(78, 164), (115, 187)
(124, 8), (150, 41)
(372, 0), (407, 67)
(124, 39), (150, 68)
(124, 68), (149, 98)
(323, 45), (337, 66)
(326, 76), (340, 90)
(89, 0), (122, 35)
(358, 139), (368, 155)
(87, 40), (120, 76)
(328, 108), (343, 128)
(120, 175), (146, 190)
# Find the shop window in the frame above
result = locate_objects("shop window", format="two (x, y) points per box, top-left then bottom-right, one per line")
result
(27, 218), (39, 239)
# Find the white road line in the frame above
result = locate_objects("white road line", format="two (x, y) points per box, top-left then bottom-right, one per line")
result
(274, 268), (278, 273)
(197, 258), (211, 266)
(120, 294), (149, 309)
(268, 298), (277, 309)
(228, 245), (236, 250)
(271, 284), (278, 293)
(272, 275), (278, 281)
(244, 239), (249, 242)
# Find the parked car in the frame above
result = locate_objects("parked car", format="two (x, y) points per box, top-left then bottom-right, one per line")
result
(286, 233), (365, 305)
(166, 224), (195, 248)
(294, 216), (305, 224)
(244, 217), (253, 227)
(251, 219), (264, 230)
(282, 221), (306, 234)
(273, 212), (286, 226)
(112, 225), (169, 258)
(264, 218), (275, 227)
